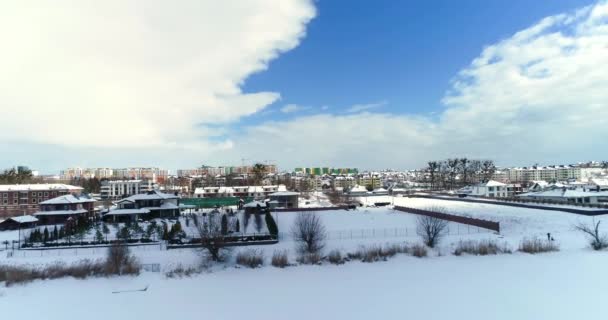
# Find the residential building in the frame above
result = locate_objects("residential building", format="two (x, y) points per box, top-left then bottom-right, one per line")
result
(470, 180), (509, 198)
(0, 215), (39, 231)
(103, 190), (180, 222)
(519, 188), (608, 205)
(193, 185), (287, 199)
(100, 180), (158, 200)
(33, 194), (97, 225)
(0, 184), (83, 218)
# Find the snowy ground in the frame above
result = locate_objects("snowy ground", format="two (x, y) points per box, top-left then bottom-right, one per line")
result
(1, 197), (608, 319)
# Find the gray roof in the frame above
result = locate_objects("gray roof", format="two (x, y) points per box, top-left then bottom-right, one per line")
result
(118, 190), (179, 202)
(269, 191), (300, 196)
(105, 208), (151, 216)
(9, 215), (39, 223)
(34, 209), (87, 216)
(40, 194), (95, 205)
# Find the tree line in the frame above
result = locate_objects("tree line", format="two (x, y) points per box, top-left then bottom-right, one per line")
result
(426, 158), (496, 190)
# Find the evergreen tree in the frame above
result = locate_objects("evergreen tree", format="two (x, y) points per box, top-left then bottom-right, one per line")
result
(43, 227), (49, 243)
(53, 225), (58, 241)
(95, 228), (104, 243)
(235, 219), (241, 233)
(58, 226), (65, 239)
(220, 214), (228, 235)
(265, 213), (279, 236)
(162, 222), (169, 241)
(102, 223), (110, 241)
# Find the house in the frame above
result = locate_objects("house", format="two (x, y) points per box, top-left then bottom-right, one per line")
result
(193, 185), (287, 199)
(528, 181), (549, 192)
(372, 188), (389, 195)
(348, 185), (370, 196)
(519, 188), (608, 205)
(33, 194), (97, 225)
(103, 190), (180, 222)
(470, 180), (508, 198)
(268, 191), (300, 209)
(0, 184), (83, 218)
(0, 215), (38, 231)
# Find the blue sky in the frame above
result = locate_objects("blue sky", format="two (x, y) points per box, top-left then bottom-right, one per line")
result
(242, 0), (593, 124)
(1, 0), (607, 173)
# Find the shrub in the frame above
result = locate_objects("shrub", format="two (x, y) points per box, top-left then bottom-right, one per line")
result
(271, 250), (289, 268)
(416, 214), (449, 248)
(291, 213), (327, 255)
(296, 252), (322, 265)
(453, 240), (512, 256)
(518, 237), (559, 254)
(105, 243), (140, 275)
(235, 249), (264, 268)
(574, 221), (608, 251)
(165, 264), (202, 278)
(327, 250), (344, 265)
(410, 243), (428, 258)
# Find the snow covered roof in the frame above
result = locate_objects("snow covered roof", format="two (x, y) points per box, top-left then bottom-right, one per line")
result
(520, 189), (608, 199)
(40, 194), (95, 205)
(156, 202), (179, 210)
(479, 180), (506, 187)
(0, 184), (83, 192)
(34, 209), (87, 216)
(9, 215), (38, 224)
(243, 201), (267, 208)
(269, 191), (300, 196)
(105, 208), (151, 216)
(349, 185), (368, 193)
(120, 190), (179, 202)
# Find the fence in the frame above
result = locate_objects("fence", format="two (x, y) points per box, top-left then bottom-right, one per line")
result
(278, 224), (492, 242)
(271, 206), (351, 213)
(5, 243), (163, 259)
(394, 205), (500, 233)
(409, 194), (608, 216)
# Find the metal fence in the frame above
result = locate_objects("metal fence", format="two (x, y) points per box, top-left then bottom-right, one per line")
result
(278, 224), (492, 241)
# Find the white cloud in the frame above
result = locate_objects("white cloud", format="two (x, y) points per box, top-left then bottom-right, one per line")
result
(236, 1), (608, 169)
(347, 101), (387, 113)
(0, 0), (315, 150)
(280, 104), (309, 113)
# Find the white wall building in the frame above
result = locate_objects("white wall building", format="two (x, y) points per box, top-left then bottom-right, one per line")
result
(100, 180), (158, 200)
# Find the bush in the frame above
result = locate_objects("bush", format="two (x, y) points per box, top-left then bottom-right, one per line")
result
(416, 214), (449, 248)
(327, 250), (344, 265)
(105, 243), (140, 275)
(410, 243), (428, 258)
(518, 238), (559, 254)
(165, 264), (202, 278)
(574, 221), (608, 251)
(271, 250), (289, 268)
(453, 240), (512, 256)
(296, 252), (322, 265)
(235, 249), (264, 268)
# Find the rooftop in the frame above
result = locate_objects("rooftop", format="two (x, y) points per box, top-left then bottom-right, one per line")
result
(0, 184), (83, 192)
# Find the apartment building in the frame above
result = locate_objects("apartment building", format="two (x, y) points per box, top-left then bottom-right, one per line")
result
(507, 166), (582, 183)
(100, 180), (158, 200)
(0, 184), (83, 218)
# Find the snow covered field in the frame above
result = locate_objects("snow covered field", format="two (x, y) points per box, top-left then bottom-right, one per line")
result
(1, 197), (608, 319)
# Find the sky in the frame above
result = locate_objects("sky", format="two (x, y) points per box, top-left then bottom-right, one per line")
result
(0, 0), (607, 173)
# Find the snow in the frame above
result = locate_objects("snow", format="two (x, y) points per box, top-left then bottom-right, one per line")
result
(2, 196), (608, 319)
(7, 215), (38, 224)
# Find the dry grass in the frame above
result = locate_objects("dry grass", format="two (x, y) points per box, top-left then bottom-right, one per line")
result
(410, 243), (428, 258)
(327, 250), (344, 265)
(518, 238), (559, 254)
(296, 252), (322, 265)
(453, 240), (512, 256)
(271, 250), (289, 268)
(165, 264), (202, 278)
(236, 249), (264, 268)
(0, 244), (140, 287)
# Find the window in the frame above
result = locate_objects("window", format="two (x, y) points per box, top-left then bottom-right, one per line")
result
(13, 199), (17, 204)
(2, 199), (7, 205)
(44, 192), (49, 197)
(38, 192), (43, 197)
(32, 198), (37, 203)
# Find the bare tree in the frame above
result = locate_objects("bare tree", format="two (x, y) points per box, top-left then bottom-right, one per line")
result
(575, 220), (608, 250)
(416, 215), (448, 248)
(290, 213), (327, 255)
(196, 211), (229, 261)
(480, 160), (496, 182)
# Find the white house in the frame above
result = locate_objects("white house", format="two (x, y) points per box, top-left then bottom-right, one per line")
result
(470, 180), (508, 198)
(519, 188), (608, 205)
